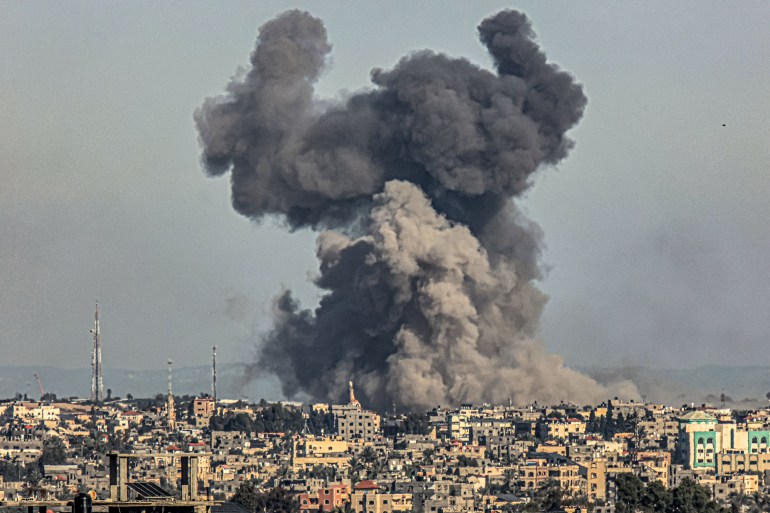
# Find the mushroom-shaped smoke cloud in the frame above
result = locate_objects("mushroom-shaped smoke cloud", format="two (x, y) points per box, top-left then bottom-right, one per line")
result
(195, 9), (638, 410)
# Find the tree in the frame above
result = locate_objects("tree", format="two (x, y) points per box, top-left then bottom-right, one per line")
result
(615, 473), (645, 513)
(233, 482), (297, 513)
(39, 437), (68, 466)
(586, 410), (598, 433)
(307, 409), (335, 435)
(224, 413), (254, 433)
(0, 459), (23, 482)
(534, 480), (564, 512)
(402, 412), (431, 435)
(641, 480), (671, 513)
(671, 478), (721, 513)
(614, 474), (724, 513)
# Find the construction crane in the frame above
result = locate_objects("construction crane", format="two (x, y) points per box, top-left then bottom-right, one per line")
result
(34, 373), (44, 399)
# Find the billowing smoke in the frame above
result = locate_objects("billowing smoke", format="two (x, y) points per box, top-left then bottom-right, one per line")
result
(196, 9), (637, 410)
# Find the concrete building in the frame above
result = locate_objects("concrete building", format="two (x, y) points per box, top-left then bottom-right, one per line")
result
(677, 410), (770, 470)
(350, 480), (392, 513)
(299, 483), (351, 513)
(191, 398), (215, 426)
(580, 459), (607, 503)
(677, 411), (718, 469)
(332, 382), (380, 442)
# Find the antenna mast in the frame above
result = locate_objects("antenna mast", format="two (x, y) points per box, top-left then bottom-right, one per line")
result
(90, 302), (104, 402)
(212, 345), (217, 404)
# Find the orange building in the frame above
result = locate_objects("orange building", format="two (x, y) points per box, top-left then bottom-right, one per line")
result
(299, 483), (351, 513)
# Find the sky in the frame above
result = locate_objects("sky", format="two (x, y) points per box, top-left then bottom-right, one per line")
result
(1, 1), (769, 386)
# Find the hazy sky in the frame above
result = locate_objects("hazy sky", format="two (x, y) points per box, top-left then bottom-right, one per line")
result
(1, 1), (769, 382)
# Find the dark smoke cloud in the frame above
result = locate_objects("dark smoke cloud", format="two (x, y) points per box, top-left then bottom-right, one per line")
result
(196, 9), (637, 410)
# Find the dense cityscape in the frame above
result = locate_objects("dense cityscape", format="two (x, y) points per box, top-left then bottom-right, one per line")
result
(2, 379), (770, 512)
(4, 3), (768, 513)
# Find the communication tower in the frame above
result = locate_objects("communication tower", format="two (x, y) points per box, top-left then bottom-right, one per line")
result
(90, 302), (104, 402)
(212, 345), (217, 404)
(167, 359), (176, 431)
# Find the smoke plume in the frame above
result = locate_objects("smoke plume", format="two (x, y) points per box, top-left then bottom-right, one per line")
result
(196, 9), (637, 410)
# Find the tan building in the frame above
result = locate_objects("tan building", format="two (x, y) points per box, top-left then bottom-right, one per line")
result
(351, 480), (392, 513)
(581, 459), (607, 503)
(521, 456), (584, 498)
(192, 398), (215, 418)
(717, 452), (770, 475)
(291, 436), (351, 470)
(332, 382), (381, 442)
(0, 438), (43, 463)
(5, 402), (60, 424)
(713, 474), (759, 501)
(520, 462), (549, 491)
(539, 418), (586, 441)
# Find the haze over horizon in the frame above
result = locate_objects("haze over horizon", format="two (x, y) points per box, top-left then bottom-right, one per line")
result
(2, 3), (769, 400)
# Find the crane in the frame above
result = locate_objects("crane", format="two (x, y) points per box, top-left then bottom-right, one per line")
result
(34, 373), (44, 400)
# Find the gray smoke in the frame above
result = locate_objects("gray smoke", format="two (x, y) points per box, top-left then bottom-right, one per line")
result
(196, 9), (637, 410)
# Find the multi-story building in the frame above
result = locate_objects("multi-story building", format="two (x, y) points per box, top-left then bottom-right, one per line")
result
(332, 382), (380, 442)
(191, 398), (216, 426)
(677, 410), (770, 470)
(299, 483), (351, 513)
(350, 481), (392, 513)
(580, 458), (607, 503)
(291, 436), (351, 471)
(539, 417), (586, 441)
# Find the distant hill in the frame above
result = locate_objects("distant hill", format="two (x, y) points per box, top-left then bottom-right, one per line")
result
(584, 364), (770, 407)
(2, 363), (769, 407)
(0, 363), (283, 402)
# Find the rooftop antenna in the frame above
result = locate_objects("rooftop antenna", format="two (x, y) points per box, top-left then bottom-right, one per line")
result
(90, 302), (104, 402)
(167, 359), (176, 431)
(212, 345), (217, 404)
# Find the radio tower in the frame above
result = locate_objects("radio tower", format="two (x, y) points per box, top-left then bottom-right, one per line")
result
(212, 346), (217, 404)
(90, 302), (104, 402)
(167, 359), (176, 431)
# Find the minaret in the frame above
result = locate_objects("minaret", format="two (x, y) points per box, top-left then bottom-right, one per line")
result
(90, 303), (104, 402)
(167, 359), (176, 431)
(348, 380), (360, 408)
